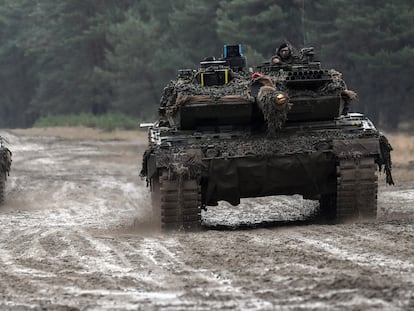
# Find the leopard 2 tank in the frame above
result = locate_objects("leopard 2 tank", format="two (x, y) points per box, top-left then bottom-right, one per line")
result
(140, 44), (393, 231)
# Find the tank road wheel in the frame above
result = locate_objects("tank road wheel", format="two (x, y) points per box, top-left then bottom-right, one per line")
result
(0, 171), (5, 206)
(159, 170), (202, 231)
(336, 156), (378, 222)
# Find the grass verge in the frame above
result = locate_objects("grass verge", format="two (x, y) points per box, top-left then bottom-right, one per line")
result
(34, 113), (141, 131)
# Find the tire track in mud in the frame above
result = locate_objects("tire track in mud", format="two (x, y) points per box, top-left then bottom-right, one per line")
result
(174, 224), (414, 310)
(0, 129), (413, 311)
(289, 227), (414, 271)
(0, 130), (157, 309)
(280, 227), (414, 309)
(0, 130), (241, 310)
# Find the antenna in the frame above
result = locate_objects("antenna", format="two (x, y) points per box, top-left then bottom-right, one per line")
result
(302, 0), (306, 46)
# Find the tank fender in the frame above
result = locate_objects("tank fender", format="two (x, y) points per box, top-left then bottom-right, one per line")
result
(378, 134), (394, 185)
(332, 138), (380, 159)
(140, 149), (157, 181)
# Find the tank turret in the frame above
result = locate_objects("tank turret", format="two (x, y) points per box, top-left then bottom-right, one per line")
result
(158, 45), (289, 134)
(257, 47), (355, 122)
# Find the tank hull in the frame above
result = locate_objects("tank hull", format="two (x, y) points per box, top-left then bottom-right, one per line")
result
(141, 113), (390, 230)
(145, 132), (380, 205)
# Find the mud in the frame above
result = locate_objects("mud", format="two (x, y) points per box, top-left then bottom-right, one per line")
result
(0, 129), (413, 311)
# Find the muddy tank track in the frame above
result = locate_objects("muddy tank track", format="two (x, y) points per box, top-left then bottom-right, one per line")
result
(336, 156), (378, 221)
(152, 170), (201, 231)
(0, 172), (5, 206)
(319, 156), (378, 222)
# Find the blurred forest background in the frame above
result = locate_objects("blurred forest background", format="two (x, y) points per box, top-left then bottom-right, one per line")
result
(0, 0), (413, 130)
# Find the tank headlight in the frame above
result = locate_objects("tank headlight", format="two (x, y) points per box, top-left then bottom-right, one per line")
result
(276, 93), (287, 104)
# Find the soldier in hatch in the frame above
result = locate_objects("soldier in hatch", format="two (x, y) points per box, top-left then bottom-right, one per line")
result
(271, 42), (295, 65)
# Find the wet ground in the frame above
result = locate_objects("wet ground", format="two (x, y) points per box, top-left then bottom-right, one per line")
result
(0, 128), (413, 311)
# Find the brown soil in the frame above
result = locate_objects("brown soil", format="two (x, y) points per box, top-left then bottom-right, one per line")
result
(0, 128), (413, 311)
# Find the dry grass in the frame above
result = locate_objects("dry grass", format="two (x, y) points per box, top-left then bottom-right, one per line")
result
(381, 132), (414, 183)
(384, 132), (414, 165)
(10, 127), (147, 141)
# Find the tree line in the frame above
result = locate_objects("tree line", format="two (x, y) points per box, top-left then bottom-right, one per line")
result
(0, 0), (413, 130)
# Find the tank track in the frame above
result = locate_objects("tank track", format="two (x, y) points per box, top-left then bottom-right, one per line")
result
(336, 156), (378, 221)
(154, 170), (201, 231)
(0, 172), (5, 206)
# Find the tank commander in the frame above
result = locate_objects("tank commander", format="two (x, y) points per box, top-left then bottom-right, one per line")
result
(271, 42), (294, 65)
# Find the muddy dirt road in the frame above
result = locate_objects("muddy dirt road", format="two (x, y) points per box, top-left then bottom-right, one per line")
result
(0, 129), (413, 310)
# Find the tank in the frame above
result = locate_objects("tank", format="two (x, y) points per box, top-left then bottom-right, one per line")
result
(0, 136), (12, 206)
(140, 44), (394, 231)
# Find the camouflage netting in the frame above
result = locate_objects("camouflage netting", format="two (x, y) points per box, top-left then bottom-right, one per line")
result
(248, 74), (291, 135)
(269, 69), (356, 99)
(256, 84), (291, 136)
(142, 126), (393, 188)
(321, 70), (348, 95)
(143, 127), (395, 185)
(157, 150), (207, 180)
(195, 130), (369, 157)
(146, 130), (369, 176)
(159, 69), (304, 134)
(160, 71), (254, 118)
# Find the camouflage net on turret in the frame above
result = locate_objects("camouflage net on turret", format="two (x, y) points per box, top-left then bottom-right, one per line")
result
(269, 69), (356, 99)
(321, 70), (348, 95)
(160, 73), (254, 118)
